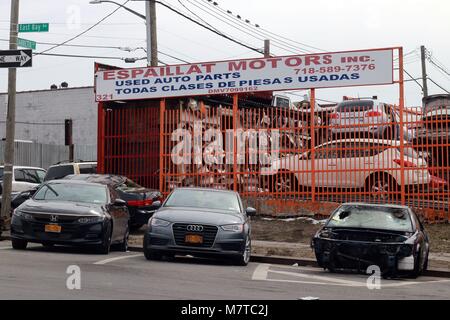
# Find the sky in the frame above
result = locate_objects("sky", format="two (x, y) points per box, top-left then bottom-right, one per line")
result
(0, 0), (449, 106)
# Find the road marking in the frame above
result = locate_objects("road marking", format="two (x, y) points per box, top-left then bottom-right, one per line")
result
(93, 254), (142, 265)
(253, 264), (450, 288)
(252, 264), (270, 281)
(0, 247), (10, 250)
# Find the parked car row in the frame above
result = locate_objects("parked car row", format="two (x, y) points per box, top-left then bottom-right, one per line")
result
(9, 176), (428, 277)
(10, 182), (255, 266)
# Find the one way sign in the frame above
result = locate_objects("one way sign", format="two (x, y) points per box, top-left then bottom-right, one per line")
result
(0, 49), (32, 68)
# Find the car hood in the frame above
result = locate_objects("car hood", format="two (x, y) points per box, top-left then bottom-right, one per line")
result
(18, 199), (104, 217)
(154, 207), (244, 225)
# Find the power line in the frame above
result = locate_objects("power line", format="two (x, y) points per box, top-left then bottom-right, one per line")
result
(34, 0), (130, 56)
(154, 0), (263, 54)
(181, 0), (306, 54)
(428, 77), (450, 94)
(200, 0), (326, 53)
(38, 53), (134, 60)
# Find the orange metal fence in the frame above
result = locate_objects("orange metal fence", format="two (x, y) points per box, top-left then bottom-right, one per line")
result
(100, 94), (450, 220)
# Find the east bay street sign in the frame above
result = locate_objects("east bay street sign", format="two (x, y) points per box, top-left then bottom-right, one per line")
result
(0, 49), (32, 68)
(18, 23), (49, 33)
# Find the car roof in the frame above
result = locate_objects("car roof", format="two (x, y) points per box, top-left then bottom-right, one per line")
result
(339, 202), (410, 210)
(48, 162), (97, 167)
(0, 165), (45, 170)
(63, 174), (126, 186)
(173, 187), (238, 195)
(45, 179), (108, 188)
(317, 139), (406, 148)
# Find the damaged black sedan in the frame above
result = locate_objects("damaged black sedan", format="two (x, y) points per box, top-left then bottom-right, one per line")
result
(312, 203), (429, 278)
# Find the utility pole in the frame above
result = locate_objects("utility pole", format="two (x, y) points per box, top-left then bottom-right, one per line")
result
(264, 39), (270, 58)
(421, 45), (428, 98)
(1, 0), (20, 232)
(146, 0), (158, 66)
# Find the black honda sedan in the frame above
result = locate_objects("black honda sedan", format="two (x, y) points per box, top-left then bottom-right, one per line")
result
(64, 174), (162, 231)
(312, 203), (430, 278)
(11, 180), (130, 254)
(143, 188), (256, 265)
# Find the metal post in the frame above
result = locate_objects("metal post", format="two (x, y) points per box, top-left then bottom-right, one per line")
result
(233, 94), (239, 192)
(159, 99), (166, 194)
(420, 45), (428, 98)
(264, 39), (270, 58)
(398, 47), (406, 205)
(310, 88), (316, 203)
(1, 0), (20, 231)
(146, 0), (158, 67)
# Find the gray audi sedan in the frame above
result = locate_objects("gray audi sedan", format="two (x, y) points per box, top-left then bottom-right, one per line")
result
(143, 188), (256, 265)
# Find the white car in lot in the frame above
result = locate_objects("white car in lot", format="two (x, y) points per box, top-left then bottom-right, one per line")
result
(329, 99), (394, 138)
(263, 139), (431, 199)
(0, 166), (46, 193)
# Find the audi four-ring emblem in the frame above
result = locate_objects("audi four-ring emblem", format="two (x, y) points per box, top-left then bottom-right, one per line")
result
(187, 225), (203, 232)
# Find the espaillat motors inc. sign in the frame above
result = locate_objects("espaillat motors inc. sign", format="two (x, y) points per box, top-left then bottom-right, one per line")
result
(94, 48), (394, 102)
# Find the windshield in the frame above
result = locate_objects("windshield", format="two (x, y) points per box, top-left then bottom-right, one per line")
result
(34, 183), (107, 204)
(164, 189), (241, 213)
(326, 205), (413, 232)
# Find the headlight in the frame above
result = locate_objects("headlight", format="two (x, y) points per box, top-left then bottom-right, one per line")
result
(77, 216), (104, 224)
(221, 224), (244, 233)
(150, 218), (171, 227)
(319, 229), (333, 239)
(13, 210), (32, 220)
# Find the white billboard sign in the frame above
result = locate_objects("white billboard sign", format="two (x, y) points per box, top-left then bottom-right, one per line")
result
(95, 48), (394, 102)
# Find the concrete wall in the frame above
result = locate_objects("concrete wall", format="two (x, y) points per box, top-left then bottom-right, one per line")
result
(0, 86), (97, 146)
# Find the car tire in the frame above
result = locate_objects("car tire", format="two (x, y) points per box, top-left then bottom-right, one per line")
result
(96, 222), (112, 255)
(235, 237), (251, 266)
(410, 253), (422, 279)
(272, 172), (299, 194)
(11, 238), (28, 250)
(117, 226), (129, 252)
(366, 173), (398, 201)
(144, 249), (162, 261)
(42, 242), (54, 248)
(130, 224), (144, 232)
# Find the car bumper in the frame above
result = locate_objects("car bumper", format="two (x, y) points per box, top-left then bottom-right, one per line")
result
(144, 231), (246, 258)
(312, 238), (413, 273)
(10, 216), (106, 246)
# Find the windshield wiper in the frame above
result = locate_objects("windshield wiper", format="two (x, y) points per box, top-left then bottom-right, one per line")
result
(46, 185), (59, 197)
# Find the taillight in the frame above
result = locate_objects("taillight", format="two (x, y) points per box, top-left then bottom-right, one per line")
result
(393, 159), (417, 168)
(127, 199), (153, 207)
(365, 111), (382, 117)
(329, 113), (339, 119)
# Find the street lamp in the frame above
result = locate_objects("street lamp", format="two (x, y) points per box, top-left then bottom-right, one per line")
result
(89, 0), (157, 66)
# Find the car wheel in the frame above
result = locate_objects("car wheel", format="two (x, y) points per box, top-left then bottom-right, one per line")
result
(366, 174), (397, 200)
(96, 222), (112, 255)
(117, 226), (129, 252)
(144, 249), (162, 261)
(42, 242), (54, 249)
(11, 238), (27, 250)
(273, 173), (299, 194)
(410, 253), (422, 278)
(130, 224), (144, 232)
(235, 237), (251, 266)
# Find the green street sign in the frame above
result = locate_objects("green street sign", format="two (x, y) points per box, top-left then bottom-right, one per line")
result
(18, 38), (36, 50)
(18, 23), (49, 33)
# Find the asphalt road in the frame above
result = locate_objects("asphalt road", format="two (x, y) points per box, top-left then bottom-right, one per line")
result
(0, 240), (449, 300)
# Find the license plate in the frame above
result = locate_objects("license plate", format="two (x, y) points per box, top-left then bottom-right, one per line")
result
(185, 234), (203, 244)
(45, 224), (62, 233)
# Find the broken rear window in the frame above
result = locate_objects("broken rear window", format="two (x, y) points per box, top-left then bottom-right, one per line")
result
(327, 205), (413, 232)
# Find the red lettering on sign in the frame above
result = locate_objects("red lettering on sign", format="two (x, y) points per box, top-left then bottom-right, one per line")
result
(228, 61), (247, 71)
(103, 71), (116, 80)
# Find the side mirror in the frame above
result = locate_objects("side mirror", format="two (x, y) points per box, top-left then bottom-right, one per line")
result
(21, 192), (32, 200)
(113, 199), (127, 207)
(246, 207), (257, 217)
(152, 200), (162, 208)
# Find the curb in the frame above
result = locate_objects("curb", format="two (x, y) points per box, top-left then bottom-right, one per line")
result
(127, 246), (450, 278)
